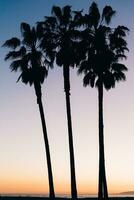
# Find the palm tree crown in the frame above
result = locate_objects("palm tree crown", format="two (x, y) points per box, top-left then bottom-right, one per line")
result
(3, 23), (48, 87)
(78, 2), (129, 89)
(40, 5), (81, 69)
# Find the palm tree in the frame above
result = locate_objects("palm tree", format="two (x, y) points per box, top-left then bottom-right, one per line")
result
(3, 23), (55, 199)
(39, 6), (81, 199)
(78, 2), (129, 199)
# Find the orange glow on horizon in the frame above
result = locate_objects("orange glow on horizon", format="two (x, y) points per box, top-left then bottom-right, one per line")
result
(0, 178), (131, 195)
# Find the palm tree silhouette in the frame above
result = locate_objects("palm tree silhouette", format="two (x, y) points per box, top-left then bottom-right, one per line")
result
(50, 6), (78, 199)
(78, 2), (129, 199)
(39, 6), (80, 199)
(3, 23), (55, 199)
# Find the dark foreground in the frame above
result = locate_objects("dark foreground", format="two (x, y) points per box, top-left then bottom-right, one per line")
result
(1, 197), (134, 200)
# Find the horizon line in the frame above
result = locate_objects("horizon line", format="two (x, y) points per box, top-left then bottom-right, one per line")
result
(0, 192), (127, 196)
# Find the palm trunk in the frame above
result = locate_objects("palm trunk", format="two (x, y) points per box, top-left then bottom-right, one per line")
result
(63, 65), (77, 200)
(34, 82), (55, 199)
(98, 83), (108, 199)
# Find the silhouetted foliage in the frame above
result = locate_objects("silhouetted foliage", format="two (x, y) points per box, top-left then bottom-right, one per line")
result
(3, 22), (55, 199)
(2, 2), (130, 199)
(38, 5), (85, 199)
(78, 2), (129, 199)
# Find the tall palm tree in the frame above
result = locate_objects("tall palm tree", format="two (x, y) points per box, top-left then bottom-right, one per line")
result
(3, 23), (55, 199)
(78, 2), (129, 199)
(39, 6), (81, 199)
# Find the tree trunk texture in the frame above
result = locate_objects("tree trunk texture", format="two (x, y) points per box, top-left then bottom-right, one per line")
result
(63, 65), (77, 200)
(98, 83), (108, 199)
(34, 82), (55, 199)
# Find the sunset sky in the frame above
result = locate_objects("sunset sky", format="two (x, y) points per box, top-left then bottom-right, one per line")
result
(0, 0), (134, 196)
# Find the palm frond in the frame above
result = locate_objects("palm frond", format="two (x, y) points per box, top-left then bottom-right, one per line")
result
(17, 73), (22, 83)
(5, 50), (22, 60)
(89, 2), (100, 28)
(114, 26), (129, 37)
(102, 6), (116, 25)
(21, 22), (31, 34)
(63, 5), (71, 17)
(3, 38), (20, 49)
(36, 23), (44, 39)
(44, 59), (53, 68)
(52, 6), (62, 22)
(62, 5), (71, 25)
(21, 69), (32, 85)
(103, 72), (115, 90)
(78, 60), (90, 74)
(21, 23), (33, 46)
(115, 54), (127, 61)
(112, 63), (128, 72)
(110, 35), (129, 52)
(83, 71), (95, 87)
(113, 71), (126, 82)
(45, 50), (55, 67)
(10, 60), (22, 72)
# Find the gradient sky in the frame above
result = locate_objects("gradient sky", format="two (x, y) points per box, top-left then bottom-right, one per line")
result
(0, 0), (134, 196)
